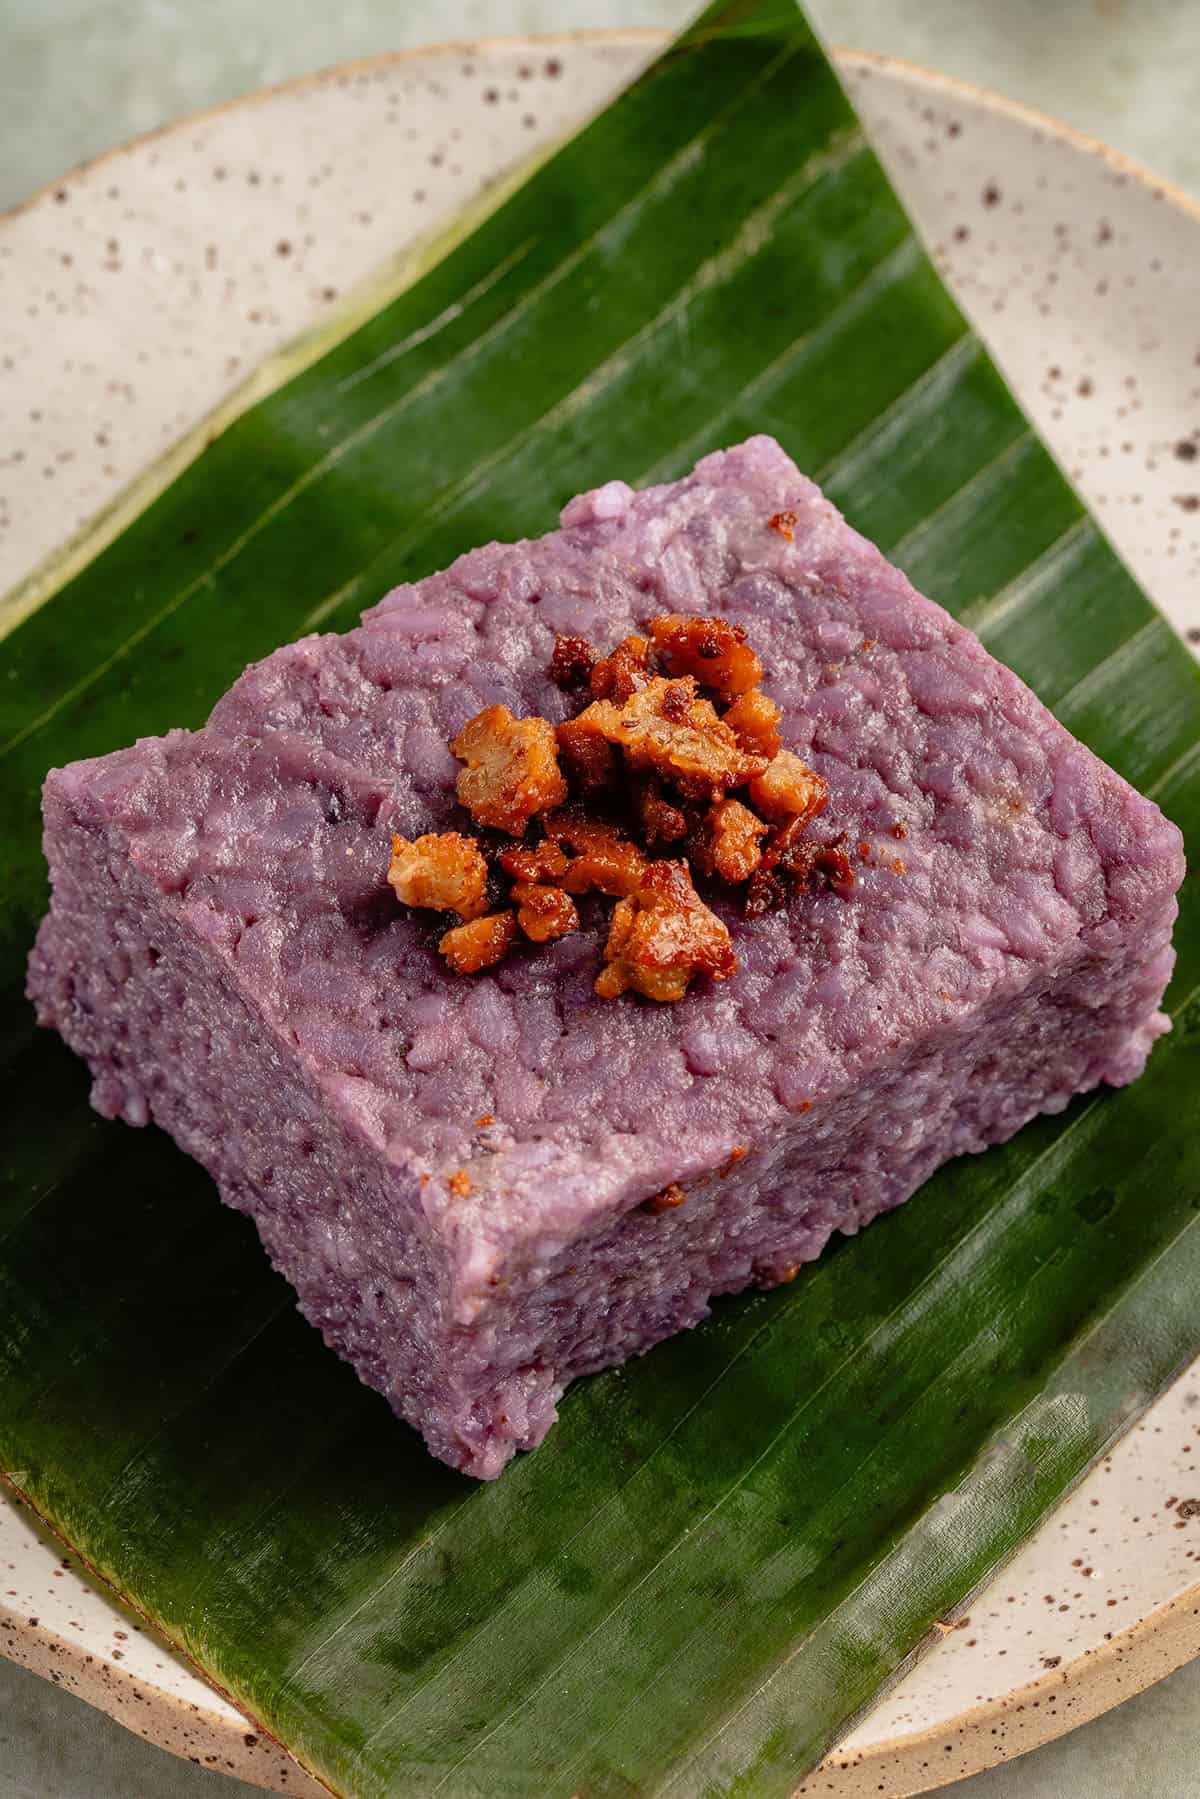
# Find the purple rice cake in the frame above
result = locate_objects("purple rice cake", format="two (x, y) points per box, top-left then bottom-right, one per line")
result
(28, 437), (1185, 1477)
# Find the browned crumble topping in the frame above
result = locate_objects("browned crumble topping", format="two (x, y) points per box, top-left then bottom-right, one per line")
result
(451, 703), (568, 834)
(763, 817), (832, 875)
(723, 686), (782, 759)
(749, 749), (829, 825)
(439, 911), (519, 974)
(549, 633), (595, 689)
(555, 713), (619, 796)
(512, 881), (579, 943)
(742, 869), (786, 918)
(577, 676), (767, 798)
(388, 610), (852, 999)
(745, 824), (855, 918)
(643, 1182), (687, 1213)
(499, 839), (570, 883)
(691, 798), (768, 884)
(768, 509), (798, 541)
(447, 1168), (474, 1197)
(890, 821), (908, 840)
(475, 1114), (495, 1127)
(721, 1145), (748, 1177)
(790, 835), (855, 893)
(635, 776), (688, 846)
(595, 860), (735, 1002)
(589, 633), (651, 703)
(544, 807), (646, 897)
(649, 612), (763, 696)
(388, 831), (489, 921)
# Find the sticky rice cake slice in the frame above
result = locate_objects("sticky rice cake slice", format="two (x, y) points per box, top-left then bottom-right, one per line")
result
(28, 436), (1185, 1478)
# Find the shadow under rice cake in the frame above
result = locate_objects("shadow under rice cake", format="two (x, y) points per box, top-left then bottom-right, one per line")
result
(28, 437), (1185, 1478)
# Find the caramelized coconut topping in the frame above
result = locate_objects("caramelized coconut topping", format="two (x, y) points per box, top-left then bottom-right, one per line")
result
(555, 714), (619, 797)
(439, 911), (519, 974)
(543, 808), (646, 898)
(451, 703), (567, 835)
(744, 823), (855, 918)
(723, 686), (782, 759)
(595, 861), (736, 1002)
(690, 798), (768, 884)
(634, 777), (688, 846)
(549, 633), (595, 690)
(589, 633), (651, 703)
(388, 610), (850, 996)
(649, 612), (763, 695)
(499, 839), (570, 884)
(748, 749), (829, 825)
(512, 882), (579, 944)
(387, 831), (489, 921)
(575, 676), (766, 799)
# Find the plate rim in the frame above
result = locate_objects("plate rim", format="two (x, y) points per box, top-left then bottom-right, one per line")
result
(0, 27), (663, 226)
(0, 1473), (328, 1796)
(3, 30), (1198, 1798)
(6, 1499), (1198, 1799)
(7, 27), (1199, 232)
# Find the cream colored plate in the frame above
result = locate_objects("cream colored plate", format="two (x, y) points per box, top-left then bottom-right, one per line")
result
(2, 32), (1199, 1799)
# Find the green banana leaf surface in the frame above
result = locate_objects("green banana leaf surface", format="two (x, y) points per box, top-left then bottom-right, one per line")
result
(2, 0), (1199, 1793)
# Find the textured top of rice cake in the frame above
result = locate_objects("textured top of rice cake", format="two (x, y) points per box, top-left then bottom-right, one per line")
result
(47, 437), (1184, 1262)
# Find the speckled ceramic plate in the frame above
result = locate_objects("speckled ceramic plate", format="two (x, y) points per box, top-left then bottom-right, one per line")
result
(2, 33), (1199, 1799)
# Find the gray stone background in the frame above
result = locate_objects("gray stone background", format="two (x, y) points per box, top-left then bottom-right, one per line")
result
(1, 0), (1198, 1794)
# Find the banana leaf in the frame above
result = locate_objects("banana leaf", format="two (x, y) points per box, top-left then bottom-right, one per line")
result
(2, 1), (1198, 1793)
